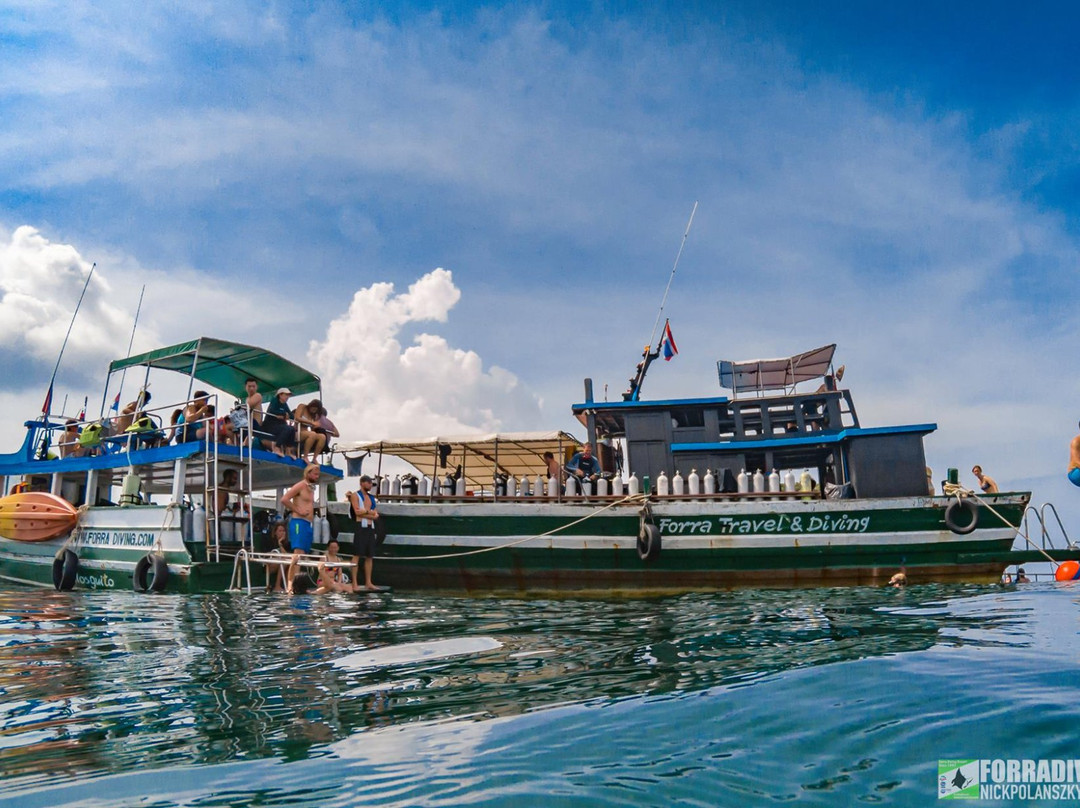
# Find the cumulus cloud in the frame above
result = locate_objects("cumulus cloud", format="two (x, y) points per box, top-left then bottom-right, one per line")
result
(0, 225), (135, 387)
(308, 269), (542, 441)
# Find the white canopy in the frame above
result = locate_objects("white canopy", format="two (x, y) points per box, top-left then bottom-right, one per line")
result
(717, 344), (836, 396)
(336, 431), (582, 486)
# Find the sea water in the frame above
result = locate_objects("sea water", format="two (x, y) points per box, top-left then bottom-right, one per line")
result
(0, 581), (1078, 806)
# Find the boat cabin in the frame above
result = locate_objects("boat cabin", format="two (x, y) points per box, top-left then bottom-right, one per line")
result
(574, 344), (935, 498)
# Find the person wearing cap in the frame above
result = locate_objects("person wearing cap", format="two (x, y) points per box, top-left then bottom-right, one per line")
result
(261, 387), (297, 457)
(566, 443), (601, 482)
(348, 475), (381, 591)
(1069, 422), (1080, 488)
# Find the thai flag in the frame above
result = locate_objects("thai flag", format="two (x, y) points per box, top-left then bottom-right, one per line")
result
(661, 321), (678, 361)
(110, 392), (121, 412)
(41, 383), (53, 416)
(77, 397), (87, 421)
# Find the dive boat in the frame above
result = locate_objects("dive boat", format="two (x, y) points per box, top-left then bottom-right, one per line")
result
(336, 343), (1055, 592)
(0, 338), (342, 592)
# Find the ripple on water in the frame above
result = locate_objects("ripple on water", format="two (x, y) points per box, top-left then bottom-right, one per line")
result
(1, 583), (1079, 806)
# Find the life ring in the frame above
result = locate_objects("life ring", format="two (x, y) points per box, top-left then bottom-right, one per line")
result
(133, 554), (169, 592)
(52, 548), (78, 591)
(637, 523), (662, 561)
(944, 499), (979, 535)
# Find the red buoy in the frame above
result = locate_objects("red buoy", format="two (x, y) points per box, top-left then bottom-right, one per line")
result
(1055, 560), (1080, 581)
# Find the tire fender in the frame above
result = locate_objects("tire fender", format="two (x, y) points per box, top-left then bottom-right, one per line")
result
(944, 498), (979, 535)
(637, 522), (662, 562)
(133, 554), (169, 592)
(52, 548), (78, 591)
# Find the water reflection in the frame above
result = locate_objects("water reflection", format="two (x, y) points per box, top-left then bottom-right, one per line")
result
(0, 583), (1030, 792)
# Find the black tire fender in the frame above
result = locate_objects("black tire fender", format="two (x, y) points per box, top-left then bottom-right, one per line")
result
(637, 523), (662, 562)
(944, 498), (979, 535)
(52, 548), (78, 591)
(133, 554), (169, 592)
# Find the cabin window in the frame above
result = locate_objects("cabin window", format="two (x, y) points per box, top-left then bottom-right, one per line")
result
(670, 409), (705, 428)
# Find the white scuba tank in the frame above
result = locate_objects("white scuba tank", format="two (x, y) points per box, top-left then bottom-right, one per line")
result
(783, 470), (796, 493)
(565, 475), (578, 496)
(546, 475), (558, 497)
(120, 468), (141, 507)
(628, 473), (640, 495)
(688, 469), (700, 496)
(536, 474), (546, 497)
(193, 503), (207, 543)
(672, 470), (685, 496)
(737, 469), (749, 494)
(239, 508), (251, 545)
(455, 476), (466, 497)
(312, 513), (324, 544)
(220, 511), (235, 543)
(582, 478), (592, 497)
(379, 476), (390, 496)
(800, 470), (812, 491)
(507, 475), (517, 498)
(657, 471), (670, 496)
(319, 514), (330, 544)
(419, 476), (429, 496)
(519, 476), (530, 496)
(704, 469), (716, 495)
(611, 475), (624, 496)
(753, 469), (765, 493)
(597, 477), (609, 496)
(391, 475), (402, 496)
(768, 469), (781, 493)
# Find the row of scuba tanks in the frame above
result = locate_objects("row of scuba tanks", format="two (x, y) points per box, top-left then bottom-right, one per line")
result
(178, 503), (332, 545)
(373, 468), (815, 498)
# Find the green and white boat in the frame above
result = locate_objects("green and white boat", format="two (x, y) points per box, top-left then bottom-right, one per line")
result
(339, 343), (1043, 592)
(0, 338), (342, 592)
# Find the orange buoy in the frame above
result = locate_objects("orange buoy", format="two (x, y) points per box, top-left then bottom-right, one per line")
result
(0, 492), (79, 542)
(1055, 560), (1080, 582)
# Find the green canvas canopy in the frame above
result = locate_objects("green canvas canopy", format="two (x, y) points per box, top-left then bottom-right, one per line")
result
(108, 337), (321, 399)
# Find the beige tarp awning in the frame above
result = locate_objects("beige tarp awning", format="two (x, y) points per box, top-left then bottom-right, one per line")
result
(336, 431), (583, 486)
(717, 344), (836, 395)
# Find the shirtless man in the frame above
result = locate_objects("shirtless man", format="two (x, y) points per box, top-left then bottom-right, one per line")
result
(244, 378), (263, 430)
(1070, 423), (1080, 488)
(181, 391), (211, 442)
(281, 463), (320, 593)
(115, 390), (151, 434)
(971, 465), (999, 494)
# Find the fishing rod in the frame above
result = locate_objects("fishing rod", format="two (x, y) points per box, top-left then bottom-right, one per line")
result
(622, 203), (698, 401)
(99, 284), (146, 418)
(42, 262), (96, 421)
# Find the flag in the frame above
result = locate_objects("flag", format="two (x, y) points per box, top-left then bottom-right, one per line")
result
(77, 396), (87, 421)
(110, 392), (121, 412)
(661, 321), (678, 361)
(41, 383), (54, 416)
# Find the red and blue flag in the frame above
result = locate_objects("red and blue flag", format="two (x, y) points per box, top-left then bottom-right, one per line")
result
(661, 321), (678, 361)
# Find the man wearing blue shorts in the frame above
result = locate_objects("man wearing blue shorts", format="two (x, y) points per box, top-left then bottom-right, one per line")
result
(1070, 423), (1080, 488)
(281, 463), (321, 592)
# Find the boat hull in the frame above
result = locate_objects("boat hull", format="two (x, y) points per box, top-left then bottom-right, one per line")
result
(358, 493), (1029, 592)
(0, 504), (242, 593)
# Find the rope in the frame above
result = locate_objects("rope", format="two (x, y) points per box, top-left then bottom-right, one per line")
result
(377, 493), (650, 561)
(942, 484), (1058, 566)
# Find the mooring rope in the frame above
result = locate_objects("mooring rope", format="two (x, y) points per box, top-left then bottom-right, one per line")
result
(376, 492), (649, 561)
(942, 483), (1058, 566)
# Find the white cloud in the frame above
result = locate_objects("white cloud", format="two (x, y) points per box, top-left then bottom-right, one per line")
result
(308, 269), (542, 441)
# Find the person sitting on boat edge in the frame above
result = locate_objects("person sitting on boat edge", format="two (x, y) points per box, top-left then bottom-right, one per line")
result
(295, 398), (326, 463)
(262, 388), (298, 457)
(566, 443), (602, 482)
(971, 465), (999, 494)
(315, 539), (351, 594)
(180, 391), (211, 442)
(1069, 423), (1080, 488)
(281, 463), (320, 593)
(60, 419), (84, 458)
(114, 389), (151, 434)
(348, 474), (381, 592)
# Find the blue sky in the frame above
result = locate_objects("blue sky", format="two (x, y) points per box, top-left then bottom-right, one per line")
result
(1, 1), (1078, 524)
